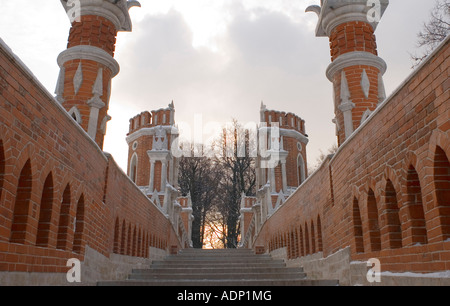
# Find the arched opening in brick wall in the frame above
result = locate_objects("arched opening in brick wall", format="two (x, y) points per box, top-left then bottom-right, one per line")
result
(120, 220), (126, 255)
(384, 180), (402, 249)
(434, 146), (450, 240)
(113, 217), (120, 254)
(299, 226), (304, 256)
(36, 173), (54, 247)
(294, 229), (299, 258)
(57, 184), (71, 250)
(304, 222), (310, 255)
(352, 197), (364, 253)
(127, 224), (132, 255)
(0, 140), (4, 200)
(129, 153), (137, 183)
(290, 230), (296, 258)
(132, 226), (137, 256)
(10, 159), (33, 244)
(311, 220), (316, 254)
(73, 194), (85, 254)
(138, 228), (142, 257)
(405, 165), (428, 246)
(297, 154), (306, 185)
(317, 215), (323, 252)
(367, 189), (381, 252)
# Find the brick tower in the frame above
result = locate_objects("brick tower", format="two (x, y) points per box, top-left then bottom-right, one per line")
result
(126, 102), (179, 199)
(307, 0), (389, 146)
(257, 103), (309, 195)
(55, 0), (140, 149)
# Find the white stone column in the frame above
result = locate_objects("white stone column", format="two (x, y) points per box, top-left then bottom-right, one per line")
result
(281, 160), (287, 193)
(161, 160), (167, 192)
(87, 68), (105, 140)
(149, 160), (155, 192)
(270, 167), (276, 193)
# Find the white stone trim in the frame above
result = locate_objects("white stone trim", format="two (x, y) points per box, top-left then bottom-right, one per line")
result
(126, 126), (179, 145)
(68, 106), (82, 124)
(326, 51), (387, 81)
(361, 69), (370, 99)
(73, 62), (83, 95)
(313, 0), (389, 37)
(297, 153), (306, 185)
(361, 109), (373, 124)
(60, 0), (141, 32)
(57, 45), (120, 77)
(129, 152), (138, 183)
(258, 127), (309, 144)
(55, 67), (65, 103)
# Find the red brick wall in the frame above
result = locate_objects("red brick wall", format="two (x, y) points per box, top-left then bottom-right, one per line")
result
(67, 16), (117, 56)
(252, 37), (450, 273)
(0, 40), (180, 274)
(329, 21), (378, 62)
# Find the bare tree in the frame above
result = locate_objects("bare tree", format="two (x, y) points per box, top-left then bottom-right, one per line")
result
(213, 120), (257, 249)
(411, 0), (450, 68)
(178, 144), (224, 248)
(308, 143), (338, 174)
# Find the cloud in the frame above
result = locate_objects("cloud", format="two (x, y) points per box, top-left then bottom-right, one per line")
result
(106, 5), (336, 170)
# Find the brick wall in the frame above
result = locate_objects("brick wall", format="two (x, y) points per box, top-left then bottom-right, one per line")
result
(251, 36), (450, 274)
(0, 38), (180, 279)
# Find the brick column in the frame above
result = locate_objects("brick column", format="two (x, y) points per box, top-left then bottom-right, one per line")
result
(307, 0), (389, 146)
(55, 0), (140, 149)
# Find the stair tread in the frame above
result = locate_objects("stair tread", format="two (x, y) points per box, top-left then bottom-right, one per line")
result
(96, 249), (339, 286)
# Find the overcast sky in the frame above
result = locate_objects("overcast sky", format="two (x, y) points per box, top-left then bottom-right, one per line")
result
(0, 0), (438, 172)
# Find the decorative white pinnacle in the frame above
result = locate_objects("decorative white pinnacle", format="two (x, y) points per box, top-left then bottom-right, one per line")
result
(361, 69), (371, 99)
(73, 62), (83, 95)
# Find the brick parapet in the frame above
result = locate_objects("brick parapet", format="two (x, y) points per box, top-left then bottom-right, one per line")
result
(251, 37), (450, 273)
(0, 39), (180, 275)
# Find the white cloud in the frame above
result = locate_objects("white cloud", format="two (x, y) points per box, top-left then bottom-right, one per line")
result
(0, 0), (439, 172)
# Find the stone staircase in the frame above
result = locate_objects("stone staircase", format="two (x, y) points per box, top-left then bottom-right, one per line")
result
(97, 248), (339, 286)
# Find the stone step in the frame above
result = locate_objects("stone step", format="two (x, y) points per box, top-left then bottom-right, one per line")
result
(128, 272), (307, 280)
(177, 249), (260, 256)
(132, 266), (304, 275)
(98, 279), (339, 286)
(170, 253), (271, 259)
(150, 261), (287, 269)
(96, 248), (339, 286)
(161, 255), (275, 263)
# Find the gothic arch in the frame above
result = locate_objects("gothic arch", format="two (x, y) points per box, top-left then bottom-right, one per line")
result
(73, 193), (85, 254)
(433, 145), (450, 240)
(317, 215), (323, 252)
(129, 153), (138, 183)
(404, 163), (428, 246)
(57, 183), (72, 250)
(0, 139), (4, 203)
(304, 221), (310, 255)
(299, 225), (304, 257)
(36, 172), (54, 247)
(297, 153), (306, 185)
(120, 220), (127, 255)
(380, 167), (402, 249)
(68, 106), (82, 125)
(10, 159), (33, 244)
(352, 197), (365, 253)
(367, 188), (381, 252)
(113, 217), (120, 254)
